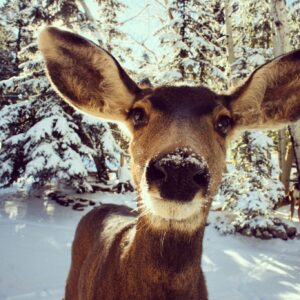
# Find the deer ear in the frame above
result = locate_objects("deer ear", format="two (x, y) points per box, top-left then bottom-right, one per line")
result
(38, 27), (141, 121)
(227, 49), (300, 130)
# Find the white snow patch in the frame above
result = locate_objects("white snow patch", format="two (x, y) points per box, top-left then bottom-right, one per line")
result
(159, 148), (207, 169)
(0, 189), (299, 300)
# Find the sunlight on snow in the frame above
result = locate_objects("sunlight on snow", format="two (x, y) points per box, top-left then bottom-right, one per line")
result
(4, 200), (26, 220)
(223, 249), (252, 268)
(202, 255), (218, 272)
(15, 223), (26, 233)
(251, 256), (289, 277)
(279, 281), (300, 300)
(44, 237), (62, 251)
(43, 200), (56, 216)
(253, 254), (294, 273)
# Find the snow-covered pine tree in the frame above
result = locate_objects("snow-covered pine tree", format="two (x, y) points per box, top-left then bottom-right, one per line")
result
(0, 48), (17, 83)
(216, 132), (285, 238)
(215, 0), (287, 238)
(230, 0), (273, 81)
(289, 0), (300, 50)
(0, 0), (123, 192)
(0, 24), (19, 108)
(95, 0), (127, 56)
(0, 24), (18, 81)
(145, 0), (227, 89)
(0, 5), (21, 107)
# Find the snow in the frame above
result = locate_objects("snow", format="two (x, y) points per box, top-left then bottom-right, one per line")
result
(192, 36), (216, 52)
(159, 32), (181, 43)
(117, 163), (132, 183)
(182, 58), (196, 68)
(159, 70), (183, 83)
(1, 188), (300, 300)
(159, 148), (207, 168)
(248, 53), (266, 66)
(217, 131), (286, 233)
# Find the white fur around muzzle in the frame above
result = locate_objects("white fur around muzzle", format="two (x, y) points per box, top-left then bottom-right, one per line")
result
(140, 172), (208, 221)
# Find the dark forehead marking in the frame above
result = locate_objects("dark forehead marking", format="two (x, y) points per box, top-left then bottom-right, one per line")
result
(149, 86), (224, 116)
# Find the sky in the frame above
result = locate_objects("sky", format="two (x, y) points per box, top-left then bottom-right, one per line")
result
(87, 0), (163, 70)
(0, 0), (296, 69)
(0, 0), (163, 71)
(0, 0), (295, 8)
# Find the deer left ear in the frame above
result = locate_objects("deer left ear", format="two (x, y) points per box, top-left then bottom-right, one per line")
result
(38, 27), (141, 122)
(227, 49), (300, 130)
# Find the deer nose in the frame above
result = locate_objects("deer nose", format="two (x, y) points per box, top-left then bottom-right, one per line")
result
(146, 150), (210, 202)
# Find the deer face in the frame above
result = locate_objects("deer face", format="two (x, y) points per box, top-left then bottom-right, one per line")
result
(127, 87), (229, 228)
(39, 27), (300, 232)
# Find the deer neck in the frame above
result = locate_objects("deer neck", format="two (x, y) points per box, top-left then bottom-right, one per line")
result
(135, 218), (204, 267)
(123, 209), (206, 290)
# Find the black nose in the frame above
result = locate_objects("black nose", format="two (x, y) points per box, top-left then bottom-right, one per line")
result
(146, 150), (210, 202)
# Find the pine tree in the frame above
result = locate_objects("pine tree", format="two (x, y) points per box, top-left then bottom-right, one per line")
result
(0, 0), (123, 192)
(289, 0), (300, 50)
(96, 0), (126, 53)
(230, 0), (273, 81)
(0, 24), (18, 108)
(143, 0), (227, 89)
(215, 0), (286, 238)
(217, 132), (285, 237)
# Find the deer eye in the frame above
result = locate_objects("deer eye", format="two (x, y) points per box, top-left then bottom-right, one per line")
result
(215, 116), (232, 136)
(130, 108), (148, 128)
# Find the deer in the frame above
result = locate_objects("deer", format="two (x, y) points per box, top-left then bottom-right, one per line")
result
(277, 182), (300, 222)
(289, 182), (300, 222)
(38, 27), (300, 300)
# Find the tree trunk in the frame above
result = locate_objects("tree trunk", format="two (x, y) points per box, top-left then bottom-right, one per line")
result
(278, 130), (287, 181)
(270, 0), (289, 56)
(225, 0), (236, 86)
(281, 144), (294, 193)
(289, 124), (300, 185)
(77, 0), (104, 46)
(270, 0), (299, 186)
(92, 155), (109, 183)
(75, 120), (109, 184)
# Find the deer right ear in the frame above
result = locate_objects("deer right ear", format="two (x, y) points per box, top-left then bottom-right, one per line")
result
(226, 49), (300, 130)
(38, 27), (141, 122)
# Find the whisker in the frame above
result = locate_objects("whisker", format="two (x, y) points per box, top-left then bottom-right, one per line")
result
(160, 232), (166, 257)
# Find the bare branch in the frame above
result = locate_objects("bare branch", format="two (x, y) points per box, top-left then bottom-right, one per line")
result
(128, 34), (158, 61)
(154, 0), (166, 9)
(76, 0), (104, 46)
(120, 4), (150, 25)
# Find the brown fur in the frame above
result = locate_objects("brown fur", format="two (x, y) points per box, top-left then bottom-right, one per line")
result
(38, 27), (300, 300)
(66, 204), (207, 300)
(278, 185), (300, 222)
(38, 27), (140, 121)
(288, 184), (300, 222)
(228, 49), (300, 129)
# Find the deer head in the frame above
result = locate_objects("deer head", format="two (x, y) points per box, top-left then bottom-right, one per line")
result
(39, 27), (300, 233)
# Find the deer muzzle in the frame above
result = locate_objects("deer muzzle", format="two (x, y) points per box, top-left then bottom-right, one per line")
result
(146, 149), (210, 202)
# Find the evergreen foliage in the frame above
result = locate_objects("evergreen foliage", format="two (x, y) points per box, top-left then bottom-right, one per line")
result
(216, 132), (285, 235)
(230, 0), (273, 80)
(140, 0), (227, 89)
(0, 0), (123, 192)
(214, 1), (287, 236)
(289, 0), (300, 50)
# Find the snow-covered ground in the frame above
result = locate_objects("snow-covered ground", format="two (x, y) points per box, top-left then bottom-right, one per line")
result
(0, 187), (300, 300)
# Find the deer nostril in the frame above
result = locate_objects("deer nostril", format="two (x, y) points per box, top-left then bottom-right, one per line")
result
(146, 151), (210, 202)
(193, 171), (210, 188)
(146, 162), (167, 183)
